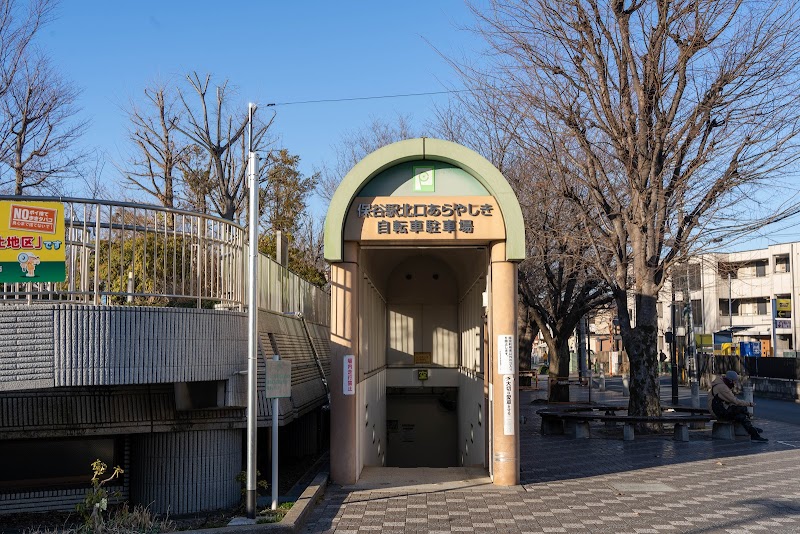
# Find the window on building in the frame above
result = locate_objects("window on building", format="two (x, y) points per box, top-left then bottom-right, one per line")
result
(775, 254), (791, 273)
(738, 298), (770, 316)
(0, 437), (123, 492)
(673, 263), (701, 292)
(691, 300), (702, 327)
(755, 260), (767, 277)
(719, 299), (739, 316)
(718, 262), (738, 280)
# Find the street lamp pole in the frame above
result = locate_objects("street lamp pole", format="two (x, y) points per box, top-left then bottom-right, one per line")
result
(245, 103), (260, 519)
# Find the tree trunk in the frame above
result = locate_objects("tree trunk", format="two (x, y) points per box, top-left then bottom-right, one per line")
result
(517, 302), (534, 371)
(619, 291), (662, 422)
(547, 337), (571, 403)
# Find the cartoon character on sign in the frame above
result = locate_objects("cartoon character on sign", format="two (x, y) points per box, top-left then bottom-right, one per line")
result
(17, 252), (40, 277)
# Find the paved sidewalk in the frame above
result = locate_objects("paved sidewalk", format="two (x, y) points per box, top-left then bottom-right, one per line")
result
(302, 383), (800, 533)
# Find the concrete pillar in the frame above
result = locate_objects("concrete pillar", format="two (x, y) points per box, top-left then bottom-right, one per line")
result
(329, 243), (360, 485)
(489, 242), (519, 485)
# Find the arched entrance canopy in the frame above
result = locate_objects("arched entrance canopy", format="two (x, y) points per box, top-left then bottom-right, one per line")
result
(324, 138), (525, 262)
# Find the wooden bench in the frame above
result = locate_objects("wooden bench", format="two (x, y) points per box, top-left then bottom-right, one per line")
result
(537, 408), (712, 441)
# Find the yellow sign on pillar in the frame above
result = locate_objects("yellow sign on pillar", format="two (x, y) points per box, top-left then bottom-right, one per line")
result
(0, 201), (65, 283)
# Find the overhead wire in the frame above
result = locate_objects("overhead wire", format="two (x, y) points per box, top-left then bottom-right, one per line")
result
(265, 88), (472, 107)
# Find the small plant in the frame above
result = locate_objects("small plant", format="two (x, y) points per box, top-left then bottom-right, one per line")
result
(235, 470), (269, 499)
(257, 502), (293, 524)
(76, 459), (124, 533)
(104, 503), (174, 533)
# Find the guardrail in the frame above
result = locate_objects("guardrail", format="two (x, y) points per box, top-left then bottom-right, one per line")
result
(0, 196), (330, 325)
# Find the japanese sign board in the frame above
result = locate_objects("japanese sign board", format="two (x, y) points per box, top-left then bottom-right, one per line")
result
(777, 298), (792, 318)
(775, 319), (792, 329)
(344, 196), (505, 242)
(0, 201), (65, 283)
(497, 334), (515, 375)
(343, 354), (355, 395)
(263, 358), (292, 398)
(503, 374), (515, 435)
(413, 352), (432, 365)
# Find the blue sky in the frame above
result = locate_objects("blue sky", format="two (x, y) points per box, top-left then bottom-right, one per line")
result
(39, 1), (481, 214)
(36, 1), (800, 250)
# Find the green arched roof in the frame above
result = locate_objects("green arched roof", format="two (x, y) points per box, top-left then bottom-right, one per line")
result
(324, 138), (525, 262)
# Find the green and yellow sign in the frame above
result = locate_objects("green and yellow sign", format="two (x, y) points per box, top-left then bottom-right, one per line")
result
(0, 201), (65, 283)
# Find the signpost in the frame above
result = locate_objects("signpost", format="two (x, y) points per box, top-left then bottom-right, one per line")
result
(246, 104), (259, 519)
(265, 355), (291, 511)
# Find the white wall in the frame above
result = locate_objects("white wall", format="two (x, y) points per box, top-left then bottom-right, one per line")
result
(458, 277), (486, 467)
(358, 370), (387, 469)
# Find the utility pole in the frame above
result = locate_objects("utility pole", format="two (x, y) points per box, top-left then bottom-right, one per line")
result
(685, 264), (700, 408)
(577, 315), (587, 384)
(245, 103), (259, 520)
(670, 284), (678, 405)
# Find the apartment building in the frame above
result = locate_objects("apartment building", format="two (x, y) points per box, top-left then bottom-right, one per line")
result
(657, 242), (799, 358)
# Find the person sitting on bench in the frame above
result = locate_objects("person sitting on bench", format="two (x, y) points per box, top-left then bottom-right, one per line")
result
(707, 371), (767, 442)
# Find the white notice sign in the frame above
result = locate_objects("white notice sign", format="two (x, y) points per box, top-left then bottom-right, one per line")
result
(264, 359), (292, 398)
(503, 374), (514, 435)
(497, 334), (515, 375)
(343, 354), (355, 395)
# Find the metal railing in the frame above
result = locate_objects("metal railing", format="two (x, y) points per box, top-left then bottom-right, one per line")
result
(0, 196), (330, 324)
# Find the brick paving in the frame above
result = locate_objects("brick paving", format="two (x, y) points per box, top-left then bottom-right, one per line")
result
(302, 383), (800, 533)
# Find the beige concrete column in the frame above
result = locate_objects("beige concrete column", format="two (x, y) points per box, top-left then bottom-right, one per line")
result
(489, 241), (519, 485)
(329, 242), (360, 484)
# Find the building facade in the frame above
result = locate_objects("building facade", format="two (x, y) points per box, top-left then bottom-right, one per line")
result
(657, 242), (800, 358)
(0, 198), (331, 516)
(324, 138), (526, 486)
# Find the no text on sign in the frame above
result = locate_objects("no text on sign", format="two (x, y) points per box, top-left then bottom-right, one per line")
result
(264, 358), (292, 398)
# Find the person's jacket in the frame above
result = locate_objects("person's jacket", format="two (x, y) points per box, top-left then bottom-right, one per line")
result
(706, 376), (749, 413)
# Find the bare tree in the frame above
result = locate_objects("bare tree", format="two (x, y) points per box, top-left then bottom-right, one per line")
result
(317, 113), (419, 202)
(0, 50), (85, 195)
(0, 0), (52, 99)
(174, 72), (273, 221)
(434, 85), (612, 401)
(73, 149), (110, 199)
(177, 143), (212, 214)
(472, 0), (800, 416)
(516, 166), (613, 402)
(123, 83), (183, 209)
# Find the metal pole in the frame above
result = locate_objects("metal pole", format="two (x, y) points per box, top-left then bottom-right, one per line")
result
(587, 314), (592, 403)
(729, 272), (732, 351)
(685, 263), (700, 407)
(671, 285), (678, 404)
(577, 315), (586, 383)
(246, 103), (259, 520)
(271, 354), (279, 511)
